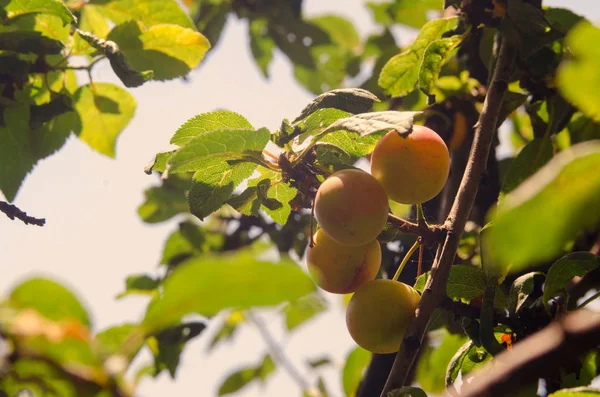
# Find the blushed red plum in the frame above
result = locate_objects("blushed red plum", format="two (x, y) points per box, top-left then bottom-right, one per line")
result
(370, 126), (450, 204)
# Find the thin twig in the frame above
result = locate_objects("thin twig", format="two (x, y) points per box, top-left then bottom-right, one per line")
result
(246, 311), (322, 397)
(380, 37), (517, 396)
(443, 310), (600, 397)
(387, 213), (443, 243)
(0, 201), (45, 226)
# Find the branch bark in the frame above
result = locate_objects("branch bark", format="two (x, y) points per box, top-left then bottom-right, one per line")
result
(443, 309), (600, 397)
(0, 201), (45, 226)
(380, 37), (517, 396)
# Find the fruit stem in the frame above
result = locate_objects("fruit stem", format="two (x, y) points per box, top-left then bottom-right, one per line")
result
(416, 203), (426, 229)
(309, 201), (315, 248)
(392, 239), (420, 282)
(417, 237), (423, 278)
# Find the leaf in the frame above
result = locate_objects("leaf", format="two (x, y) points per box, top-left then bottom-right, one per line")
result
(387, 386), (428, 397)
(167, 128), (270, 173)
(9, 277), (90, 327)
(144, 150), (175, 174)
(0, 31), (63, 54)
(207, 311), (244, 352)
(487, 142), (600, 272)
(379, 17), (459, 97)
(107, 21), (210, 81)
(557, 22), (600, 122)
(283, 295), (327, 332)
(549, 388), (600, 397)
(568, 116), (600, 145)
(416, 331), (467, 394)
(292, 108), (350, 147)
(545, 8), (585, 34)
(218, 355), (275, 395)
(371, 0), (442, 29)
(502, 136), (554, 194)
(116, 273), (160, 299)
(72, 4), (109, 55)
(72, 83), (136, 158)
(95, 323), (142, 359)
(249, 18), (275, 78)
(0, 105), (35, 201)
(446, 266), (486, 303)
(138, 185), (188, 223)
(509, 272), (545, 314)
(142, 251), (315, 333)
(170, 110), (253, 147)
(342, 347), (371, 397)
(92, 0), (194, 29)
(150, 321), (206, 377)
(1, 0), (76, 25)
(419, 33), (467, 101)
(322, 111), (420, 137)
(445, 340), (492, 386)
(506, 0), (550, 35)
(261, 178), (297, 225)
(561, 350), (597, 389)
(188, 158), (257, 220)
(294, 88), (380, 123)
(161, 221), (206, 266)
(543, 252), (599, 312)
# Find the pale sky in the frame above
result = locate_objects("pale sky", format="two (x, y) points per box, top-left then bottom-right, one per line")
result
(1, 1), (599, 396)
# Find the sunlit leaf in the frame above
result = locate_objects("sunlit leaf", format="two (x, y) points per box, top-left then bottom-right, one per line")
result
(548, 388), (600, 397)
(416, 331), (467, 394)
(1, 0), (75, 25)
(95, 323), (142, 360)
(138, 185), (188, 223)
(283, 295), (327, 332)
(487, 142), (600, 271)
(9, 277), (90, 327)
(342, 346), (371, 397)
(543, 252), (599, 312)
(92, 0), (194, 29)
(294, 88), (379, 123)
(142, 251), (315, 333)
(73, 83), (136, 158)
(170, 110), (253, 147)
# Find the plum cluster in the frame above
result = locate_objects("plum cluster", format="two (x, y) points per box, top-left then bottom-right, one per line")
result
(306, 126), (450, 353)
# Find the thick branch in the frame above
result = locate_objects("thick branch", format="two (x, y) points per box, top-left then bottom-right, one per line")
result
(444, 310), (600, 397)
(380, 37), (517, 396)
(0, 201), (45, 226)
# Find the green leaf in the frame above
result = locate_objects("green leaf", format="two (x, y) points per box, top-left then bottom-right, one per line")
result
(549, 388), (600, 397)
(1, 0), (76, 25)
(416, 331), (467, 394)
(543, 252), (599, 312)
(446, 266), (486, 303)
(369, 0), (442, 29)
(561, 350), (597, 389)
(557, 22), (600, 122)
(506, 0), (550, 35)
(0, 31), (63, 54)
(418, 33), (467, 101)
(107, 21), (210, 81)
(72, 83), (136, 158)
(217, 354), (275, 395)
(293, 88), (380, 123)
(283, 295), (327, 332)
(95, 323), (142, 360)
(170, 110), (253, 147)
(342, 346), (371, 397)
(545, 8), (585, 34)
(502, 136), (554, 194)
(142, 251), (315, 333)
(509, 272), (545, 314)
(445, 340), (491, 386)
(387, 386), (428, 397)
(568, 116), (600, 144)
(249, 18), (275, 78)
(138, 185), (188, 223)
(0, 105), (35, 201)
(161, 221), (206, 266)
(320, 129), (386, 159)
(167, 128), (270, 173)
(9, 277), (90, 327)
(207, 311), (244, 352)
(72, 4), (109, 55)
(144, 150), (175, 174)
(150, 322), (206, 378)
(116, 273), (159, 299)
(379, 17), (459, 97)
(292, 108), (350, 147)
(188, 158), (257, 220)
(92, 0), (194, 29)
(322, 110), (420, 138)
(261, 178), (297, 225)
(487, 142), (600, 272)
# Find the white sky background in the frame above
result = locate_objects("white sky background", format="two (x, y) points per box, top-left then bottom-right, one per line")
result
(1, 1), (599, 396)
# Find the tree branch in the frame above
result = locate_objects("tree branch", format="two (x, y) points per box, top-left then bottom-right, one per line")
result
(0, 201), (45, 226)
(443, 310), (600, 397)
(246, 311), (322, 397)
(380, 37), (517, 396)
(387, 213), (444, 244)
